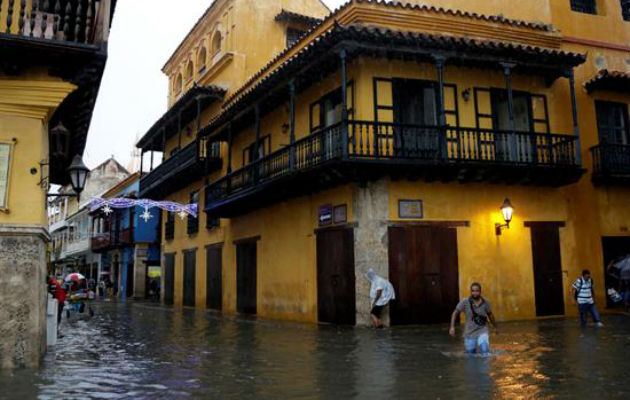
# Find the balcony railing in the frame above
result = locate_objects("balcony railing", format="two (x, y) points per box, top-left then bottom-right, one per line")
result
(59, 234), (91, 258)
(140, 140), (221, 199)
(0, 0), (111, 45)
(590, 143), (630, 185)
(205, 121), (581, 216)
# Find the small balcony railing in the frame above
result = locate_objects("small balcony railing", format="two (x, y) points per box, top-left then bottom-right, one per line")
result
(140, 139), (221, 199)
(590, 143), (630, 185)
(205, 121), (581, 216)
(0, 0), (112, 45)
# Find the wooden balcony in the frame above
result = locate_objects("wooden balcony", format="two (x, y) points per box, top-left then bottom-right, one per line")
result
(91, 233), (111, 253)
(0, 0), (113, 45)
(205, 121), (583, 218)
(140, 140), (221, 199)
(590, 143), (630, 185)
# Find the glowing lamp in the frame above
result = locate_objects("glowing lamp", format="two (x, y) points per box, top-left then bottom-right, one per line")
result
(495, 198), (514, 235)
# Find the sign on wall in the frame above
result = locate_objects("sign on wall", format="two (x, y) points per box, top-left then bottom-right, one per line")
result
(318, 204), (332, 226)
(0, 143), (12, 209)
(398, 199), (423, 219)
(333, 204), (348, 224)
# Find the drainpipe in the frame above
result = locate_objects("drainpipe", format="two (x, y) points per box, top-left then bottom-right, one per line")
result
(289, 79), (296, 170)
(566, 68), (582, 165)
(501, 62), (518, 162)
(340, 49), (349, 159)
(434, 55), (447, 161)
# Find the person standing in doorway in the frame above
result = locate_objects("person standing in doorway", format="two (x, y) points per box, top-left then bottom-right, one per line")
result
(365, 269), (395, 328)
(572, 269), (604, 327)
(449, 282), (498, 355)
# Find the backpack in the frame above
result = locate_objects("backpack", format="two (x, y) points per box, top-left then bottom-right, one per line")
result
(574, 277), (594, 301)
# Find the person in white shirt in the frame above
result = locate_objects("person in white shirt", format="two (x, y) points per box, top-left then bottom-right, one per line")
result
(571, 269), (604, 327)
(365, 269), (395, 328)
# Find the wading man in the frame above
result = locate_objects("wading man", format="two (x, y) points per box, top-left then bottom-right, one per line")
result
(449, 282), (498, 355)
(365, 269), (395, 328)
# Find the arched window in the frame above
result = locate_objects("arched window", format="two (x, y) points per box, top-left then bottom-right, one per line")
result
(175, 74), (183, 93)
(198, 47), (207, 73)
(212, 31), (222, 57)
(185, 61), (194, 82)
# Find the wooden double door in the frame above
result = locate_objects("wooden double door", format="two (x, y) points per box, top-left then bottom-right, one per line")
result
(163, 254), (175, 305)
(183, 250), (196, 307)
(206, 246), (223, 310)
(528, 223), (565, 317)
(388, 226), (460, 325)
(236, 241), (257, 314)
(316, 228), (356, 325)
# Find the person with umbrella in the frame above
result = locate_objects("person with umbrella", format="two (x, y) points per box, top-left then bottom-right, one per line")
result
(608, 255), (630, 312)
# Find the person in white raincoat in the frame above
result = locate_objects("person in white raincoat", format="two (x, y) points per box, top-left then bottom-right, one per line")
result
(366, 269), (395, 328)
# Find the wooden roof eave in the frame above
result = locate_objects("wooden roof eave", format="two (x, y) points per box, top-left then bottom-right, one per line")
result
(137, 85), (226, 151)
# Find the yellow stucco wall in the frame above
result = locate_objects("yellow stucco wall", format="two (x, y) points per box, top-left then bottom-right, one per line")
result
(0, 77), (76, 228)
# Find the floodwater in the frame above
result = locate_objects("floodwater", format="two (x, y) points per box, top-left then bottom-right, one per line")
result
(1, 303), (629, 400)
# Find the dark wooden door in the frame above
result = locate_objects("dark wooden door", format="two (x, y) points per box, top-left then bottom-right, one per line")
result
(236, 242), (257, 314)
(206, 246), (223, 310)
(388, 226), (459, 325)
(164, 254), (175, 305)
(316, 228), (356, 325)
(183, 250), (196, 307)
(602, 236), (630, 308)
(530, 225), (565, 316)
(126, 262), (134, 298)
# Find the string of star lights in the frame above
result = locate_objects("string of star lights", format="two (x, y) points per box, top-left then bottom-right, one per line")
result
(90, 198), (198, 222)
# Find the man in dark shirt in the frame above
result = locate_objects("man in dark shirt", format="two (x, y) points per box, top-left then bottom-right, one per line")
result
(449, 282), (498, 355)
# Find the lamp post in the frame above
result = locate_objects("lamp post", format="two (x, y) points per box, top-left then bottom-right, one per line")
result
(495, 198), (514, 235)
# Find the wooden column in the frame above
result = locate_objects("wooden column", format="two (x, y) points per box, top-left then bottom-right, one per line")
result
(178, 111), (182, 150)
(566, 68), (582, 165)
(139, 149), (144, 176)
(434, 55), (447, 160)
(289, 80), (296, 169)
(150, 142), (154, 171)
(501, 63), (518, 162)
(340, 49), (349, 159)
(227, 122), (233, 192)
(254, 104), (261, 183)
(161, 128), (166, 162)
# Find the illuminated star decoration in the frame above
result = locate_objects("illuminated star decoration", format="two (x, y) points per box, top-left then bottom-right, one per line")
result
(140, 208), (153, 222)
(178, 210), (188, 220)
(102, 205), (113, 215)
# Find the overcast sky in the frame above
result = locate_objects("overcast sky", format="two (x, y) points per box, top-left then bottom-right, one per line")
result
(84, 0), (348, 170)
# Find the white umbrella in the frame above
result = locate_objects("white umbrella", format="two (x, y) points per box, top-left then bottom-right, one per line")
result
(64, 272), (86, 282)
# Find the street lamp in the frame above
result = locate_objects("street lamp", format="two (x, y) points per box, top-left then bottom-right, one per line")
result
(495, 198), (514, 235)
(67, 155), (90, 201)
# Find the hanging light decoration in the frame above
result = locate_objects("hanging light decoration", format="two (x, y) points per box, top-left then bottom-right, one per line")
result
(90, 197), (198, 223)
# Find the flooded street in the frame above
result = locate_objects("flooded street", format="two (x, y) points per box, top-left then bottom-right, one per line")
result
(1, 302), (629, 400)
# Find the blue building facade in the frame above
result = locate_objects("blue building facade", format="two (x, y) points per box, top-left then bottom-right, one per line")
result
(92, 173), (161, 299)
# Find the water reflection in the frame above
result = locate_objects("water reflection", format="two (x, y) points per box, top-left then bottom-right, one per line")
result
(0, 303), (628, 400)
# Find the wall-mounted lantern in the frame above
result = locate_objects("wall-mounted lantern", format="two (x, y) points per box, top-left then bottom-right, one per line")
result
(495, 198), (514, 235)
(462, 88), (471, 102)
(67, 155), (90, 201)
(50, 122), (71, 158)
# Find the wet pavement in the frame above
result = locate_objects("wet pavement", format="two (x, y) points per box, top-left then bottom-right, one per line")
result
(1, 302), (629, 400)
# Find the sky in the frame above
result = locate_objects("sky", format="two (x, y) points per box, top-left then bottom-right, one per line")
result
(84, 0), (349, 170)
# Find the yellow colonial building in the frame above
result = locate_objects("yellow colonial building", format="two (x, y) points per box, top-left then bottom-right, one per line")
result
(137, 0), (630, 326)
(0, 0), (116, 368)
